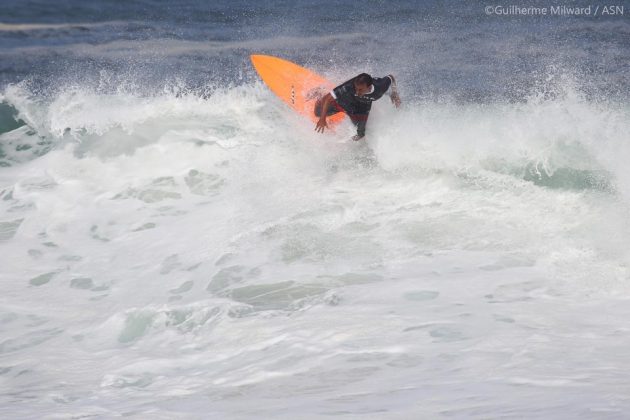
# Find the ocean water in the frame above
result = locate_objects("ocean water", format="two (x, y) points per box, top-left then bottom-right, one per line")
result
(1, 1), (630, 418)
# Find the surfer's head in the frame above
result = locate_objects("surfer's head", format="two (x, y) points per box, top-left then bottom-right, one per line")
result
(354, 73), (374, 96)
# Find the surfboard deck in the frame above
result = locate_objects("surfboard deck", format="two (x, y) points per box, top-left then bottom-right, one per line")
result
(250, 54), (345, 127)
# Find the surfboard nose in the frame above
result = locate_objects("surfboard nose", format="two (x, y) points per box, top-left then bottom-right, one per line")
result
(249, 54), (345, 127)
(250, 54), (273, 66)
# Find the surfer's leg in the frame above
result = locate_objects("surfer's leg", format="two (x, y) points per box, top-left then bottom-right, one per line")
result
(349, 113), (369, 137)
(348, 103), (371, 137)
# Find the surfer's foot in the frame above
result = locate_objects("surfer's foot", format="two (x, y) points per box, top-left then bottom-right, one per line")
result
(352, 135), (365, 141)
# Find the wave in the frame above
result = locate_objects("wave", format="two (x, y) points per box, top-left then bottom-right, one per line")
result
(0, 99), (24, 134)
(0, 21), (139, 32)
(3, 32), (372, 59)
(0, 78), (628, 195)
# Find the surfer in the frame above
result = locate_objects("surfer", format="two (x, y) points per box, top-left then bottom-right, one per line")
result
(314, 73), (401, 141)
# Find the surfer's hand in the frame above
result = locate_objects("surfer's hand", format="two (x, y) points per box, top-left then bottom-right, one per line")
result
(315, 118), (328, 133)
(391, 92), (401, 108)
(352, 135), (364, 142)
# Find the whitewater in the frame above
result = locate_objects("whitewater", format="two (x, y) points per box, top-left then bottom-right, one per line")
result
(2, 1), (630, 418)
(1, 73), (629, 418)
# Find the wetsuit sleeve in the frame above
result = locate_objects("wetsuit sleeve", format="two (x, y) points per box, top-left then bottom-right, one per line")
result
(373, 77), (392, 97)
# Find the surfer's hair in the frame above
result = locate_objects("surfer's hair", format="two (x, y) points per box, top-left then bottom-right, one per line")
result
(354, 73), (373, 86)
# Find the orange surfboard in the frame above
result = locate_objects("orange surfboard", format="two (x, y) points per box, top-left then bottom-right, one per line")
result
(250, 54), (345, 127)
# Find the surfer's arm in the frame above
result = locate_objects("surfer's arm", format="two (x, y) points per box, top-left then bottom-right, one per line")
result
(387, 75), (401, 108)
(315, 93), (333, 133)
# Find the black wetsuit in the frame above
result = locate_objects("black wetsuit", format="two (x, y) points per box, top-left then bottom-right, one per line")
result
(315, 75), (393, 137)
